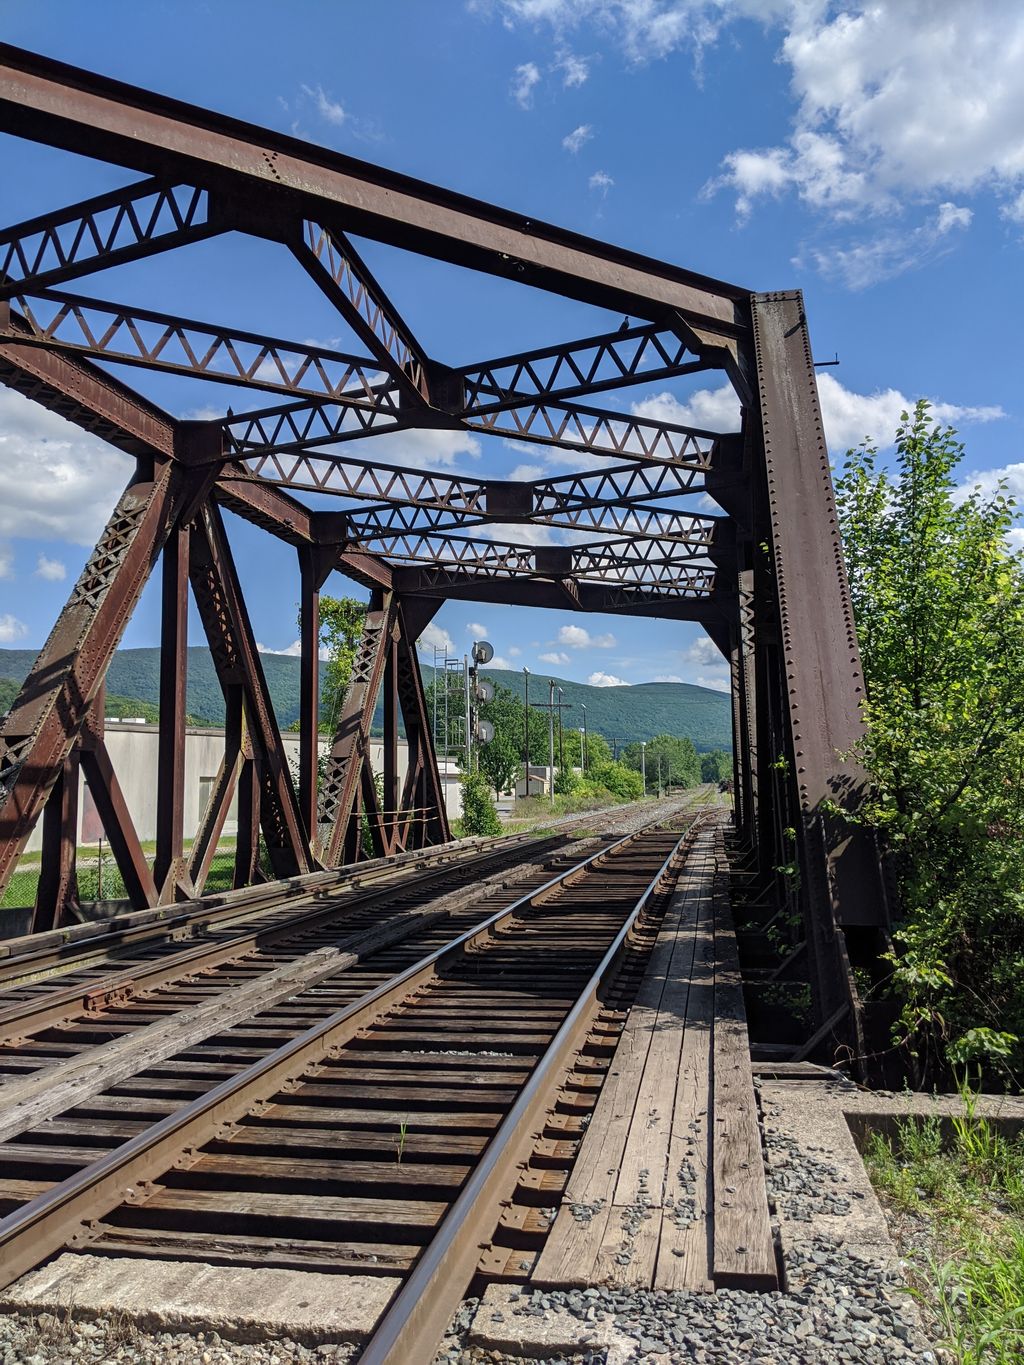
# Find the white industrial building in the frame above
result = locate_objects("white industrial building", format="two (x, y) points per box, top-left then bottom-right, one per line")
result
(24, 720), (465, 852)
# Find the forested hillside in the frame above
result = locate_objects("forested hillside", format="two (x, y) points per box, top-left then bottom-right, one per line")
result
(0, 649), (732, 750)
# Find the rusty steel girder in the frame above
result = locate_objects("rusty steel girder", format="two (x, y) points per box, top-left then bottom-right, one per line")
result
(0, 44), (890, 1072)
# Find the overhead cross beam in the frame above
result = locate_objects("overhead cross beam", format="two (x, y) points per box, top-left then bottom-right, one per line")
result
(454, 319), (713, 414)
(0, 178), (217, 298)
(3, 290), (399, 408)
(0, 43), (749, 341)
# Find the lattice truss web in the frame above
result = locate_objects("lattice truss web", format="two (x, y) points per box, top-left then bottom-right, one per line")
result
(0, 87), (748, 613)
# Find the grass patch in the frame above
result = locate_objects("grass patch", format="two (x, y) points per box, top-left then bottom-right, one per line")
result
(864, 1091), (1024, 1362)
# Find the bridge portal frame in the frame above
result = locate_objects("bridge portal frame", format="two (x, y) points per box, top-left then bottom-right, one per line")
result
(0, 44), (887, 1057)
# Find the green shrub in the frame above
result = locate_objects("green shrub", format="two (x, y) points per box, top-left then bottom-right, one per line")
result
(588, 760), (644, 801)
(460, 770), (502, 836)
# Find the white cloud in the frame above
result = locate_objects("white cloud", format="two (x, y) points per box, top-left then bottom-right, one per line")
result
(301, 83), (347, 126)
(35, 555), (66, 582)
(539, 650), (571, 665)
(0, 543), (12, 579)
(0, 614), (28, 644)
(705, 4), (1024, 223)
(589, 169), (614, 195)
(588, 670), (629, 687)
(509, 462), (547, 482)
(815, 373), (1005, 453)
(557, 51), (590, 86)
(695, 673), (730, 693)
(345, 426), (481, 470)
(511, 61), (541, 108)
(557, 624), (615, 649)
(684, 635), (723, 667)
(634, 376), (1005, 455)
(1002, 191), (1024, 225)
(803, 201), (974, 289)
(653, 674), (684, 683)
(0, 389), (134, 545)
(257, 639), (330, 660)
(466, 622), (489, 637)
(418, 623), (455, 655)
(562, 123), (593, 153)
(633, 384), (740, 434)
(956, 462), (1024, 504)
(483, 655), (515, 669)
(508, 645), (523, 657)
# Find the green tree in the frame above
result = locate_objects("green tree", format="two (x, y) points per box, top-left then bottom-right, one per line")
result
(700, 749), (732, 783)
(460, 769), (502, 836)
(622, 734), (700, 789)
(478, 724), (521, 798)
(835, 401), (1024, 1076)
(318, 596), (367, 732)
(559, 727), (612, 770)
(588, 759), (643, 801)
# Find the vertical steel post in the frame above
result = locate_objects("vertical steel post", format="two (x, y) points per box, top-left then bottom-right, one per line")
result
(463, 655), (471, 773)
(154, 522), (189, 900)
(383, 627), (399, 842)
(297, 547), (322, 843)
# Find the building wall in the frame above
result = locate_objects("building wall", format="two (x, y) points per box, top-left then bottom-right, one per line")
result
(25, 722), (463, 851)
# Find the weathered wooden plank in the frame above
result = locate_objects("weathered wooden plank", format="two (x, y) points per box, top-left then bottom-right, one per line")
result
(534, 824), (716, 1286)
(655, 866), (716, 1293)
(710, 848), (778, 1291)
(141, 1186), (444, 1228)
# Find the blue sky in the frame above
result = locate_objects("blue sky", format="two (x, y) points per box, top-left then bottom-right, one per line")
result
(1, 0), (1021, 694)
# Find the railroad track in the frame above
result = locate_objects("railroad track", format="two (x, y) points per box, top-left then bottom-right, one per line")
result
(0, 795), (695, 999)
(0, 806), (711, 1363)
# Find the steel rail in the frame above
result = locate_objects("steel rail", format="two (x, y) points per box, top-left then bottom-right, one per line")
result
(0, 815), (682, 1289)
(0, 830), (573, 1044)
(0, 829), (539, 985)
(357, 820), (700, 1364)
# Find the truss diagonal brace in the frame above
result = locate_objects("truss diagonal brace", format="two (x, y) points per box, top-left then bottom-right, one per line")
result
(318, 594), (398, 866)
(0, 461), (186, 910)
(4, 289), (400, 408)
(294, 223), (431, 406)
(189, 501), (314, 879)
(0, 178), (219, 299)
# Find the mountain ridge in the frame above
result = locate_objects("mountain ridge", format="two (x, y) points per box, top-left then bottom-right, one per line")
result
(0, 648), (732, 750)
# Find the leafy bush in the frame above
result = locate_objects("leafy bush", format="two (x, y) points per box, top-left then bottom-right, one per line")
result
(460, 770), (502, 836)
(554, 765), (580, 796)
(835, 401), (1024, 1080)
(588, 760), (644, 801)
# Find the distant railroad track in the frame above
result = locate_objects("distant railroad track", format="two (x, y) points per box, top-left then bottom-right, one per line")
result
(0, 803), (711, 1364)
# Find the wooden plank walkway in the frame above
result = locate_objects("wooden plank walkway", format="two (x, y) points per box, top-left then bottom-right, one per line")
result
(534, 817), (777, 1293)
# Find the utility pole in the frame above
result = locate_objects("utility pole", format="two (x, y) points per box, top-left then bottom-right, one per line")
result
(581, 703), (588, 774)
(523, 666), (530, 791)
(548, 679), (555, 803)
(641, 740), (647, 796)
(463, 654), (471, 772)
(530, 683), (572, 804)
(556, 686), (565, 771)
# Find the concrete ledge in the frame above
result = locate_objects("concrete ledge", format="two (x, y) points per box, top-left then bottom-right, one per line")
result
(0, 1254), (399, 1346)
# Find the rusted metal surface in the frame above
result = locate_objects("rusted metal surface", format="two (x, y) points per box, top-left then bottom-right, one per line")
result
(0, 47), (888, 1078)
(0, 818), (686, 1298)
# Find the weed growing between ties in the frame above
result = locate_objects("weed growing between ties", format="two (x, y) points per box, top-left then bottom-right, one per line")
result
(864, 1090), (1024, 1363)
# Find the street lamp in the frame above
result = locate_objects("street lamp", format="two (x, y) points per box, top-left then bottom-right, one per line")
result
(640, 740), (647, 796)
(580, 702), (587, 774)
(556, 686), (565, 771)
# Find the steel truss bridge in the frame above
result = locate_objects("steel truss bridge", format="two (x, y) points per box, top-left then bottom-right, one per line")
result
(0, 45), (887, 1055)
